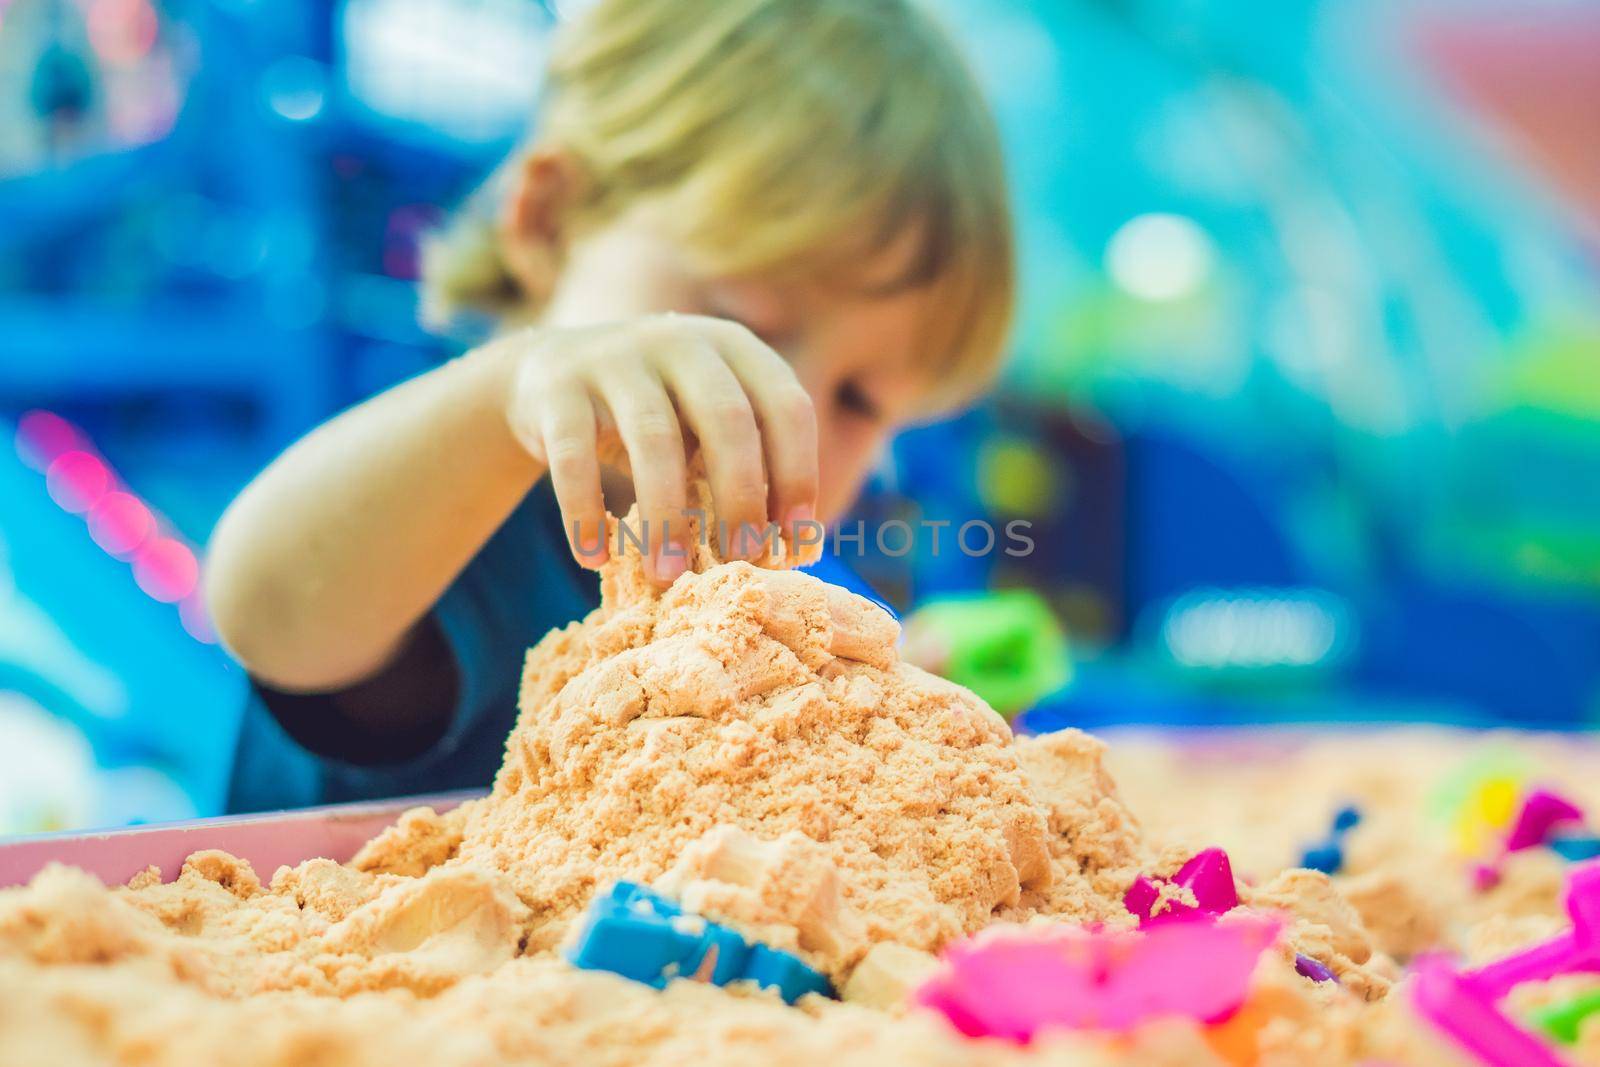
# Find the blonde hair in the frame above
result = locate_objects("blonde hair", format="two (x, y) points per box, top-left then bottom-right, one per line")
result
(423, 0), (1014, 413)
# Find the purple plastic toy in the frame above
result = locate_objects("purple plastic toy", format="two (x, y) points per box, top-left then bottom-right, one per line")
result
(1294, 954), (1338, 984)
(1125, 847), (1239, 926)
(1412, 861), (1600, 1067)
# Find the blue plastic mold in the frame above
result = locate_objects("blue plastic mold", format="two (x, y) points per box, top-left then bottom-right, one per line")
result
(1299, 805), (1362, 875)
(565, 882), (833, 1004)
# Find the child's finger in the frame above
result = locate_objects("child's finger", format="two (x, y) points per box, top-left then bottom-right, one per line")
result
(539, 385), (608, 568)
(658, 343), (769, 560)
(709, 323), (819, 545)
(600, 377), (689, 584)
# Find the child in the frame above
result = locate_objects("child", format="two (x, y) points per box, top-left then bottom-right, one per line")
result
(206, 0), (1013, 812)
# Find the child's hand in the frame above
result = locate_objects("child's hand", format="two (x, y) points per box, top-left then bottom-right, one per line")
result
(499, 314), (818, 583)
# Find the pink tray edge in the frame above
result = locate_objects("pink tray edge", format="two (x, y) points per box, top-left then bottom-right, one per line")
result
(0, 791), (485, 889)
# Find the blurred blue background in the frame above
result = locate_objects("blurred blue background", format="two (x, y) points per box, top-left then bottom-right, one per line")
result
(2, 0), (1597, 830)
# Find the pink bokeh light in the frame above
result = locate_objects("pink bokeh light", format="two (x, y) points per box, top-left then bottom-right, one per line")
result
(133, 537), (200, 603)
(15, 410), (86, 471)
(87, 491), (157, 559)
(179, 594), (218, 645)
(46, 450), (113, 514)
(23, 409), (212, 643)
(87, 0), (159, 65)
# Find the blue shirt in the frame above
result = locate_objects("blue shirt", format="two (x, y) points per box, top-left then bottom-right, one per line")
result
(223, 477), (898, 814)
(225, 481), (598, 813)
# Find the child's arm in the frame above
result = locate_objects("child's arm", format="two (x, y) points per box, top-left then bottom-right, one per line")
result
(206, 314), (817, 696)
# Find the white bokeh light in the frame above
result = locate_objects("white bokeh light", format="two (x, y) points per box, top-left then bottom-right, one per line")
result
(1104, 213), (1217, 301)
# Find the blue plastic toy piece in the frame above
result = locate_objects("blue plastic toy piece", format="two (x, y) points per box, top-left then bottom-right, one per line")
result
(1550, 836), (1600, 862)
(1332, 805), (1362, 834)
(1299, 805), (1362, 875)
(566, 882), (833, 1004)
(742, 942), (833, 1002)
(1300, 842), (1344, 875)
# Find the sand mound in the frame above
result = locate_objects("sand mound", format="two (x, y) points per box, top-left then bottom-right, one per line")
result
(0, 485), (1587, 1065)
(406, 526), (1139, 979)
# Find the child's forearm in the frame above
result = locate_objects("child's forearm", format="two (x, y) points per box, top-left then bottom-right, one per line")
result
(205, 344), (540, 691)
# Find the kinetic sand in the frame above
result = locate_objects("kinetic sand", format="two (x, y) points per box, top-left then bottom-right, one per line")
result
(2, 488), (1598, 1065)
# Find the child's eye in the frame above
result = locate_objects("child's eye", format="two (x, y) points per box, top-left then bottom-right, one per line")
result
(835, 380), (882, 421)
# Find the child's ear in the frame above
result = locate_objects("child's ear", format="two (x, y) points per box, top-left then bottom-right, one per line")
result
(500, 147), (587, 303)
